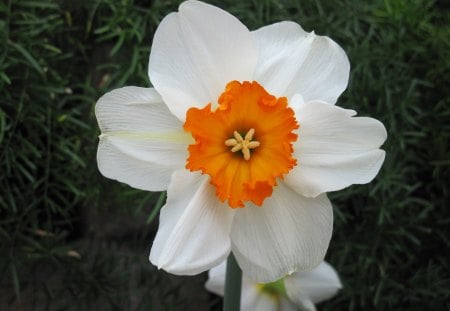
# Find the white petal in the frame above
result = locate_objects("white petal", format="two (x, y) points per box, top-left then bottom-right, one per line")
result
(285, 99), (387, 197)
(243, 292), (298, 311)
(150, 169), (235, 275)
(230, 182), (333, 283)
(96, 87), (189, 191)
(98, 138), (178, 191)
(279, 299), (299, 311)
(292, 297), (316, 311)
(252, 21), (350, 104)
(149, 0), (257, 121)
(241, 284), (278, 311)
(284, 261), (342, 306)
(205, 260), (227, 296)
(96, 86), (190, 166)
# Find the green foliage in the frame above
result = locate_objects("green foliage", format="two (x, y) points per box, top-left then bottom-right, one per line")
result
(1, 0), (448, 310)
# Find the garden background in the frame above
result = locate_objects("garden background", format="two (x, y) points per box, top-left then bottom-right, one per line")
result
(1, 0), (449, 310)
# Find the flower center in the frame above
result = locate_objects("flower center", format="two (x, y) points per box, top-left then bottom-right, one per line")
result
(224, 128), (260, 160)
(184, 81), (299, 208)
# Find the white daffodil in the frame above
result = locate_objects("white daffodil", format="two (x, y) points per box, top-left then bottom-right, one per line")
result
(96, 0), (387, 282)
(206, 261), (342, 311)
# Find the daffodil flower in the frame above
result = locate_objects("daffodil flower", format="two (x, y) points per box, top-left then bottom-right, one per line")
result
(206, 261), (342, 311)
(96, 0), (387, 282)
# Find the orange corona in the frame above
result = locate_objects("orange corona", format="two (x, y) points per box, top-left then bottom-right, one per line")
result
(184, 81), (299, 208)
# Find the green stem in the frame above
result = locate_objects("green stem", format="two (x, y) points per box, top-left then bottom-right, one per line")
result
(223, 252), (242, 311)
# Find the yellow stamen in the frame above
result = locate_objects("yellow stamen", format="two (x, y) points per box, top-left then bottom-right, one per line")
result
(225, 128), (260, 160)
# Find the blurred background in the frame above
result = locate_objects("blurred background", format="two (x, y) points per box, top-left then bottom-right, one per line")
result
(1, 0), (449, 310)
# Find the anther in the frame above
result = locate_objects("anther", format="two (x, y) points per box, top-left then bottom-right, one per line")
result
(224, 128), (260, 160)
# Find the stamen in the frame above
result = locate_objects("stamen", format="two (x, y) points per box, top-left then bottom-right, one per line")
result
(225, 128), (260, 160)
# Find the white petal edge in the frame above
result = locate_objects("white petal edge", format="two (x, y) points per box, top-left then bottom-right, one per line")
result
(252, 21), (350, 104)
(150, 169), (235, 275)
(230, 182), (333, 283)
(96, 86), (190, 166)
(284, 261), (342, 307)
(149, 0), (257, 121)
(285, 98), (387, 197)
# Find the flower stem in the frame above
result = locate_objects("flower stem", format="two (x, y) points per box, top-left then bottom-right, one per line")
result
(223, 252), (242, 311)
